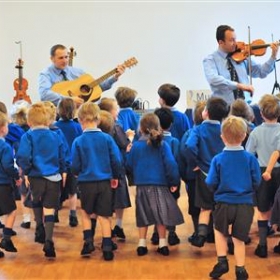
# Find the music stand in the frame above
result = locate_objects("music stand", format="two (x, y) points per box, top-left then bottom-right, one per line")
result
(272, 58), (280, 95)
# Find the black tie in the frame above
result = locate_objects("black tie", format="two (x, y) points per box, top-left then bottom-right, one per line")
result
(226, 56), (244, 99)
(61, 70), (68, 81)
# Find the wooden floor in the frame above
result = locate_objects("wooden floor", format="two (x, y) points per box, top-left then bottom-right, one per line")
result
(1, 186), (280, 280)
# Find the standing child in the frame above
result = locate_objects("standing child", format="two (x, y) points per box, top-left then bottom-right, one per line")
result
(0, 112), (22, 257)
(99, 98), (132, 241)
(16, 102), (67, 259)
(153, 107), (180, 246)
(114, 86), (140, 138)
(185, 96), (229, 248)
(207, 116), (261, 280)
(158, 83), (191, 141)
(246, 94), (280, 258)
(71, 103), (122, 261)
(126, 113), (184, 257)
(55, 98), (83, 227)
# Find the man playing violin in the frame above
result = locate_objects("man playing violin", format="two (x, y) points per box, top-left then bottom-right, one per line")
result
(38, 44), (125, 106)
(203, 25), (279, 104)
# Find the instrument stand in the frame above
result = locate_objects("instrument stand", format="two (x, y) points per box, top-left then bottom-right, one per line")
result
(272, 59), (280, 95)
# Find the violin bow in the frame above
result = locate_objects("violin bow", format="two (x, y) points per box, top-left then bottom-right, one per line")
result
(248, 26), (253, 86)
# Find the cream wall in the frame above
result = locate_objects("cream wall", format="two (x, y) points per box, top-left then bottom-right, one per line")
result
(1, 1), (279, 112)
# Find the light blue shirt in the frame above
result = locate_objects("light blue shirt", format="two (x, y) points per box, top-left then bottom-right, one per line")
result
(38, 64), (117, 105)
(203, 48), (275, 104)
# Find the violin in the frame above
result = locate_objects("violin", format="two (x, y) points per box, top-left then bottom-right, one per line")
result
(13, 58), (32, 104)
(231, 39), (278, 63)
(68, 46), (76, 66)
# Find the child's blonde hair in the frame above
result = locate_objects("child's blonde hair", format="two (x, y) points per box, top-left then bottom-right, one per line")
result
(140, 113), (163, 147)
(230, 99), (255, 122)
(193, 101), (207, 125)
(222, 116), (247, 145)
(10, 100), (30, 127)
(98, 110), (115, 134)
(258, 94), (280, 120)
(78, 102), (100, 123)
(43, 101), (57, 124)
(27, 103), (49, 127)
(99, 97), (118, 113)
(0, 111), (8, 128)
(114, 87), (137, 108)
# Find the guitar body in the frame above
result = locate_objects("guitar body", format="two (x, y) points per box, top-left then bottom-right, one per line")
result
(52, 57), (138, 103)
(52, 74), (102, 102)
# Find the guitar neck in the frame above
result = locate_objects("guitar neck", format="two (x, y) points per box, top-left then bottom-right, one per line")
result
(90, 68), (117, 87)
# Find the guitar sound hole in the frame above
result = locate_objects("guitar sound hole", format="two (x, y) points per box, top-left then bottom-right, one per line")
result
(80, 85), (91, 95)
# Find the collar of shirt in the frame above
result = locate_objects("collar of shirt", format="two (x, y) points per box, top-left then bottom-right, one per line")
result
(119, 108), (133, 112)
(0, 137), (5, 142)
(163, 131), (172, 137)
(51, 64), (68, 75)
(31, 126), (49, 130)
(83, 128), (101, 132)
(202, 119), (220, 125)
(224, 146), (244, 151)
(217, 48), (228, 59)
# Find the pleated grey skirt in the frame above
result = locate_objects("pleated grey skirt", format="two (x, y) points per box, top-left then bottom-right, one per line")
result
(136, 185), (184, 227)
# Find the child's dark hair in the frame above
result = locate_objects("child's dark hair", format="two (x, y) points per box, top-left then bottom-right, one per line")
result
(258, 94), (280, 120)
(158, 83), (180, 107)
(206, 96), (229, 122)
(0, 101), (7, 115)
(57, 98), (75, 120)
(154, 107), (174, 130)
(140, 113), (163, 147)
(230, 99), (254, 122)
(114, 87), (137, 108)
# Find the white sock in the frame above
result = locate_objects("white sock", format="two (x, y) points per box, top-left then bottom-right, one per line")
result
(116, 218), (123, 228)
(159, 238), (167, 248)
(138, 239), (147, 247)
(23, 213), (31, 223)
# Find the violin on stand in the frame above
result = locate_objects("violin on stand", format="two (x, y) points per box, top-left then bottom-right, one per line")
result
(13, 41), (32, 104)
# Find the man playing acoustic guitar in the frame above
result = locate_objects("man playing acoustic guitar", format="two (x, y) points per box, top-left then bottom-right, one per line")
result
(38, 44), (125, 106)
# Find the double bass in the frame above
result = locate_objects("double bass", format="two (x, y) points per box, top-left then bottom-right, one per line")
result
(13, 43), (32, 104)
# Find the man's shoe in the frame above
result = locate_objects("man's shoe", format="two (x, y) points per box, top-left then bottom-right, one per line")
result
(103, 250), (114, 261)
(209, 261), (229, 279)
(254, 244), (268, 258)
(69, 216), (78, 227)
(191, 234), (206, 248)
(21, 222), (31, 229)
(137, 246), (148, 256)
(80, 241), (95, 257)
(34, 224), (45, 244)
(168, 231), (180, 246)
(150, 232), (159, 245)
(236, 269), (249, 280)
(113, 225), (126, 240)
(43, 240), (56, 259)
(273, 242), (280, 254)
(157, 246), (169, 256)
(0, 238), (17, 252)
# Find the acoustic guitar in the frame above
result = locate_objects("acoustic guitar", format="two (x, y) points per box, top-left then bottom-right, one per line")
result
(51, 57), (138, 102)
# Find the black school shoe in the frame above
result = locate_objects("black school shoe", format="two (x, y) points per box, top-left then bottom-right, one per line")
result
(80, 240), (95, 257)
(0, 238), (17, 252)
(43, 240), (56, 259)
(137, 246), (148, 256)
(209, 261), (229, 279)
(150, 231), (159, 245)
(254, 244), (268, 258)
(236, 269), (249, 280)
(191, 234), (207, 248)
(273, 242), (280, 254)
(103, 250), (114, 261)
(34, 224), (45, 244)
(69, 216), (78, 227)
(0, 250), (4, 258)
(157, 246), (169, 256)
(21, 222), (31, 229)
(168, 231), (180, 246)
(113, 225), (126, 240)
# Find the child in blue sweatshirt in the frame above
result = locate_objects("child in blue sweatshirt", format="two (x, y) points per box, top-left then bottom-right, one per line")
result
(16, 102), (67, 259)
(71, 103), (122, 261)
(0, 112), (22, 257)
(126, 113), (184, 257)
(207, 116), (261, 280)
(185, 96), (229, 248)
